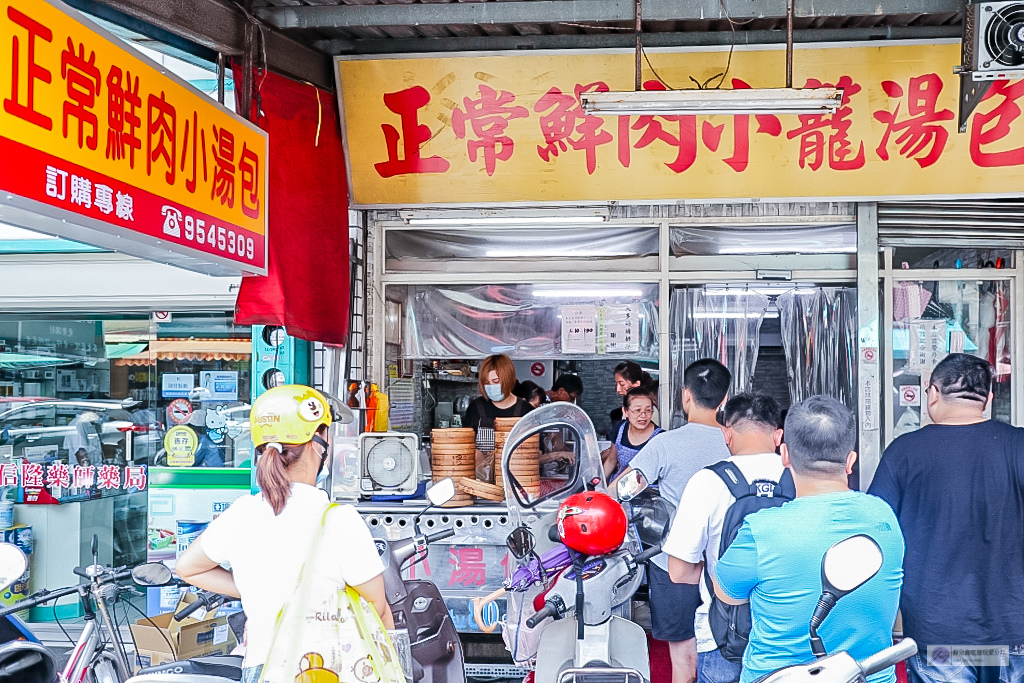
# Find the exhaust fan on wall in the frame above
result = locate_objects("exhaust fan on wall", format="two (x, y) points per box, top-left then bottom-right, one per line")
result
(359, 432), (420, 497)
(957, 1), (1024, 131)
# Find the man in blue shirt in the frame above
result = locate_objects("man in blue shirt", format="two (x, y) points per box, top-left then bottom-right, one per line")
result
(869, 354), (1024, 683)
(713, 395), (905, 683)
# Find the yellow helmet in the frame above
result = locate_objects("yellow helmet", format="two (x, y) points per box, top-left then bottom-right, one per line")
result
(250, 384), (333, 448)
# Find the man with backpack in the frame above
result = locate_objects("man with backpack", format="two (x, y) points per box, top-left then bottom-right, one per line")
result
(664, 393), (789, 683)
(713, 396), (905, 683)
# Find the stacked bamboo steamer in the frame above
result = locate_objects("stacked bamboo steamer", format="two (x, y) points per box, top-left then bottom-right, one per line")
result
(494, 417), (541, 499)
(430, 428), (476, 507)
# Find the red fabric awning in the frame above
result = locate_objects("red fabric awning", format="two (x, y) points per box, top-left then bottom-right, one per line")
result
(232, 68), (351, 345)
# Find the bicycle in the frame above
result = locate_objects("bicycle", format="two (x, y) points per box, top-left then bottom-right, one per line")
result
(0, 535), (175, 683)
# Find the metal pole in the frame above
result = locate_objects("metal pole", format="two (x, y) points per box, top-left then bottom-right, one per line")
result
(217, 52), (226, 105)
(634, 0), (642, 91)
(786, 0), (794, 88)
(240, 0), (256, 121)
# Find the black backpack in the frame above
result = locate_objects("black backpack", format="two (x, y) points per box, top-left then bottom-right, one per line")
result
(703, 461), (795, 664)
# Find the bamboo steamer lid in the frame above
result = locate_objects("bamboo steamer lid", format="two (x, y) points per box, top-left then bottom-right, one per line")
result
(430, 441), (476, 450)
(458, 477), (504, 502)
(494, 417), (522, 431)
(432, 452), (475, 461)
(431, 428), (476, 443)
(432, 465), (475, 474)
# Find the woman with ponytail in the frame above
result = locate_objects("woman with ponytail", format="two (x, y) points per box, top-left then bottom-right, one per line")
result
(177, 385), (392, 683)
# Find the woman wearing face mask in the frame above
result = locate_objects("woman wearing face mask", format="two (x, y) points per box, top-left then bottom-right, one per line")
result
(463, 354), (533, 437)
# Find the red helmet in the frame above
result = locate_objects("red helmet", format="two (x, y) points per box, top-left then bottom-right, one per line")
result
(556, 492), (628, 556)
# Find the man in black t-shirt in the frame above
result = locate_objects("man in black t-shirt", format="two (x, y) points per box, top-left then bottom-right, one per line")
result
(869, 353), (1024, 683)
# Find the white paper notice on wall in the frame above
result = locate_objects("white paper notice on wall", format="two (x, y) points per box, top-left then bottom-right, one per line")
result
(860, 371), (878, 431)
(603, 303), (640, 353)
(561, 305), (598, 354)
(908, 319), (948, 372)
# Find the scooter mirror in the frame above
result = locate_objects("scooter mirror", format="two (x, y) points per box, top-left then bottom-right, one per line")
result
(506, 526), (536, 560)
(809, 534), (883, 658)
(0, 544), (27, 592)
(616, 469), (649, 502)
(634, 495), (672, 547)
(822, 534), (883, 597)
(131, 562), (174, 587)
(426, 478), (456, 507)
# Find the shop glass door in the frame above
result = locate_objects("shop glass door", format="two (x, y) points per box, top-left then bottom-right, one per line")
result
(886, 271), (1016, 443)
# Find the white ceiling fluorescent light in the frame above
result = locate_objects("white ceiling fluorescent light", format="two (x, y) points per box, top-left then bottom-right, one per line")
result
(691, 311), (771, 319)
(486, 248), (628, 258)
(580, 87), (843, 117)
(717, 244), (856, 255)
(586, 0), (843, 119)
(532, 287), (644, 298)
(401, 208), (609, 226)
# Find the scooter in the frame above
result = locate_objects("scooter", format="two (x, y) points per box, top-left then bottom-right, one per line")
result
(376, 477), (465, 683)
(526, 477), (670, 683)
(495, 404), (664, 683)
(127, 478), (464, 683)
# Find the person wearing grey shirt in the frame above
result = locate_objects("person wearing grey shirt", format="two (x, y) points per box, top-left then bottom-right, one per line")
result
(612, 359), (732, 683)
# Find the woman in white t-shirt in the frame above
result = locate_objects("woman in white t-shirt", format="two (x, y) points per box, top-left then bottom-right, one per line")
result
(176, 385), (393, 683)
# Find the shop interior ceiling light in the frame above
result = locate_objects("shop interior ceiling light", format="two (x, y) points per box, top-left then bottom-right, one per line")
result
(532, 287), (644, 298)
(402, 208), (609, 226)
(486, 248), (629, 257)
(580, 87), (844, 117)
(717, 243), (856, 255)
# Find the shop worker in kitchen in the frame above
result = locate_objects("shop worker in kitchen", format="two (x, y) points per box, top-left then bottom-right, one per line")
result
(463, 353), (534, 454)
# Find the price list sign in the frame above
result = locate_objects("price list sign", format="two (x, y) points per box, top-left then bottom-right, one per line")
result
(561, 305), (597, 354)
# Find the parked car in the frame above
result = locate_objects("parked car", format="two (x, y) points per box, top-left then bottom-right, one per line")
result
(0, 398), (163, 467)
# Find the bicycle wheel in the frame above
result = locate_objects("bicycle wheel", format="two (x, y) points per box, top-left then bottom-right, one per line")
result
(87, 651), (122, 683)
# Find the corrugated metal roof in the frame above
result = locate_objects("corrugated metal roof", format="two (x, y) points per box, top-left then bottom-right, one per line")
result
(251, 0), (963, 55)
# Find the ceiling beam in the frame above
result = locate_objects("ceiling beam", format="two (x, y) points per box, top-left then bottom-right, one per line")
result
(89, 0), (334, 90)
(259, 0), (962, 31)
(319, 25), (961, 56)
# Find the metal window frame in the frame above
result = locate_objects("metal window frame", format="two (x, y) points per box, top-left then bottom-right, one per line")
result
(371, 211), (865, 428)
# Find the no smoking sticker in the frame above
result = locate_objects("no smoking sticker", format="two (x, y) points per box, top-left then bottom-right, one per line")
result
(899, 385), (921, 407)
(167, 398), (193, 425)
(530, 362), (545, 377)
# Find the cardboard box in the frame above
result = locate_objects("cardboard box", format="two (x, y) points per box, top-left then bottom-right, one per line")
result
(131, 610), (237, 671)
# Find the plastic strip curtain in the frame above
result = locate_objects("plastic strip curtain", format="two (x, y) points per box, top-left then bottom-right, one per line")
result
(669, 287), (769, 427)
(777, 288), (857, 412)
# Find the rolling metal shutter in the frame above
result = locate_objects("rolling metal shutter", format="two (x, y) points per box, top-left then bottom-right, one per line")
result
(878, 200), (1024, 247)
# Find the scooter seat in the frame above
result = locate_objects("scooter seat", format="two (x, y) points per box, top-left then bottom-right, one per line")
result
(134, 654), (243, 680)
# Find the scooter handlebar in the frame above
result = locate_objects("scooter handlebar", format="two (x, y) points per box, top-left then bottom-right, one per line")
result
(425, 527), (455, 544)
(859, 639), (917, 676)
(632, 544), (662, 566)
(526, 601), (559, 628)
